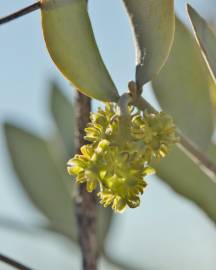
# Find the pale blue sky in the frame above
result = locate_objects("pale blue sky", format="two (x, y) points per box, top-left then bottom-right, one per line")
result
(0, 1), (216, 270)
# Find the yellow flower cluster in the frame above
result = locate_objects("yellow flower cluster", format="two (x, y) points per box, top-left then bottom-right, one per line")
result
(67, 104), (178, 213)
(131, 111), (178, 162)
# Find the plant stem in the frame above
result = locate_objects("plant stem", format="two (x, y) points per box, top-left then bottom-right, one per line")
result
(134, 96), (216, 182)
(0, 254), (32, 270)
(0, 2), (41, 25)
(75, 92), (98, 270)
(74, 1), (97, 267)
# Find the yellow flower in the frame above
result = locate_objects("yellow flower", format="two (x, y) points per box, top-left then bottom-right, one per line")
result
(131, 111), (179, 161)
(67, 103), (178, 213)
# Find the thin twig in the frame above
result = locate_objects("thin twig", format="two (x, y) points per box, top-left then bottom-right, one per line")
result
(75, 92), (98, 270)
(0, 2), (41, 25)
(133, 96), (216, 182)
(0, 254), (32, 270)
(73, 0), (98, 267)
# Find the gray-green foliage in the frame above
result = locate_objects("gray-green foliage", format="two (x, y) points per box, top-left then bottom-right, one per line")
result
(4, 83), (140, 270)
(4, 122), (77, 240)
(151, 12), (216, 222)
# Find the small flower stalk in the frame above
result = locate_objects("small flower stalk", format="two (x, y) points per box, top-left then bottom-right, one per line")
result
(68, 102), (178, 213)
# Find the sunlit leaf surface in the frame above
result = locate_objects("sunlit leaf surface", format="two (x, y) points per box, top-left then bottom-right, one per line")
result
(41, 0), (119, 101)
(122, 0), (175, 89)
(188, 4), (216, 82)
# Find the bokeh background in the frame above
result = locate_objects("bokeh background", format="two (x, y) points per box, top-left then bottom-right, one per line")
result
(0, 1), (216, 269)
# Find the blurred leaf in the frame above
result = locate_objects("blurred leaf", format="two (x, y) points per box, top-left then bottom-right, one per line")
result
(187, 5), (216, 82)
(4, 123), (114, 247)
(50, 82), (75, 156)
(153, 146), (216, 223)
(41, 0), (119, 102)
(122, 0), (175, 88)
(4, 123), (77, 240)
(152, 18), (214, 149)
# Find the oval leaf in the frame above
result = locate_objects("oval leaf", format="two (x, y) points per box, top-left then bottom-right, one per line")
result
(41, 0), (119, 102)
(122, 0), (175, 89)
(4, 123), (77, 240)
(152, 18), (214, 149)
(187, 4), (216, 82)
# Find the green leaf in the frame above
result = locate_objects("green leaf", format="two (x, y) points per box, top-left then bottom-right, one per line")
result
(122, 0), (175, 89)
(187, 4), (216, 82)
(152, 18), (215, 149)
(4, 123), (115, 247)
(154, 146), (216, 223)
(4, 123), (77, 240)
(50, 82), (75, 157)
(41, 0), (119, 102)
(151, 17), (216, 222)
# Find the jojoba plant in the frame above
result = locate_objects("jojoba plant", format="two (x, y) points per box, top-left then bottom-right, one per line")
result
(1, 1), (216, 269)
(1, 0), (216, 216)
